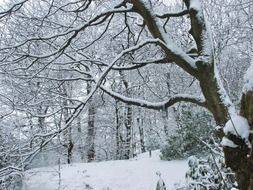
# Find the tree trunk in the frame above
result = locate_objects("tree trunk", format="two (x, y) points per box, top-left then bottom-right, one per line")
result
(61, 84), (74, 164)
(224, 91), (253, 190)
(195, 58), (253, 190)
(86, 105), (96, 162)
(124, 104), (132, 159)
(137, 108), (146, 153)
(67, 127), (73, 164)
(115, 100), (122, 159)
(63, 108), (74, 164)
(77, 116), (85, 161)
(123, 73), (133, 159)
(86, 82), (96, 162)
(132, 1), (253, 188)
(138, 122), (146, 153)
(197, 65), (230, 127)
(162, 108), (169, 137)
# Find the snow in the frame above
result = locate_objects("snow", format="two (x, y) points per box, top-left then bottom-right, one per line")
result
(243, 60), (253, 93)
(200, 15), (214, 63)
(221, 137), (238, 148)
(24, 150), (188, 190)
(223, 115), (250, 141)
(189, 0), (201, 12)
(214, 63), (236, 115)
(163, 36), (197, 68)
(189, 0), (214, 64)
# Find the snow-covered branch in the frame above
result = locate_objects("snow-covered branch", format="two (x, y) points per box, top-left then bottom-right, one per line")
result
(94, 57), (168, 70)
(0, 0), (28, 19)
(184, 0), (214, 64)
(132, 0), (198, 77)
(100, 85), (206, 110)
(156, 10), (189, 19)
(0, 6), (133, 53)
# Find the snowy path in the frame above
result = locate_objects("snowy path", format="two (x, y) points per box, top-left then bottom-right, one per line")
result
(25, 151), (188, 190)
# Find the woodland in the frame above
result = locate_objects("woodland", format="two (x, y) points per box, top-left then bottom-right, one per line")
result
(0, 0), (252, 189)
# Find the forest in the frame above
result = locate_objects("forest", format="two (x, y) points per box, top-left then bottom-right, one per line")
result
(0, 0), (252, 189)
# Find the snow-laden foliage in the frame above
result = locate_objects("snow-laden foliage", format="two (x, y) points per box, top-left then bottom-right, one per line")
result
(160, 105), (213, 160)
(0, 0), (252, 188)
(0, 175), (23, 190)
(186, 147), (237, 189)
(0, 122), (24, 190)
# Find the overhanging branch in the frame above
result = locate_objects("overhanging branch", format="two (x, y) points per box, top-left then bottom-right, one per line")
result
(100, 85), (207, 110)
(156, 10), (189, 19)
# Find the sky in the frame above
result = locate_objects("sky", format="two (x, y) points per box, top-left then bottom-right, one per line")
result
(163, 0), (181, 5)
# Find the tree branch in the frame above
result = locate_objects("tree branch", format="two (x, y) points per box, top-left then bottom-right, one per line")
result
(156, 10), (189, 19)
(184, 0), (214, 63)
(131, 0), (198, 77)
(0, 0), (28, 19)
(100, 85), (207, 110)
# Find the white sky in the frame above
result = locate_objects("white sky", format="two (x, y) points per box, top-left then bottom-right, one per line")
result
(163, 0), (181, 5)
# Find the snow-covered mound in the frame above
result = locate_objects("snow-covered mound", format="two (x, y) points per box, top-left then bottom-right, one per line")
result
(24, 150), (187, 190)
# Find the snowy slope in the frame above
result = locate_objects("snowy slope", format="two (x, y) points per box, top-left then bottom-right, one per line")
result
(24, 150), (188, 190)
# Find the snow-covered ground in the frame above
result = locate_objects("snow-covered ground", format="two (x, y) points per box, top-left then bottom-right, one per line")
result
(24, 150), (188, 190)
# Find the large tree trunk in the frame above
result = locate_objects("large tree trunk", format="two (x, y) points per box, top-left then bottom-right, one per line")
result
(185, 1), (253, 188)
(223, 91), (253, 190)
(197, 68), (230, 126)
(132, 1), (252, 189)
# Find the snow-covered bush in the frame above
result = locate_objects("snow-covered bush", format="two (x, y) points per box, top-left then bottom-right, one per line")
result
(186, 146), (237, 189)
(0, 122), (25, 190)
(0, 174), (23, 190)
(160, 106), (213, 160)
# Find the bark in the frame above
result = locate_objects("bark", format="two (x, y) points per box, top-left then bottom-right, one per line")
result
(86, 105), (96, 162)
(183, 2), (253, 188)
(131, 1), (253, 189)
(123, 1), (253, 189)
(137, 109), (146, 153)
(124, 104), (132, 159)
(132, 0), (230, 126)
(38, 106), (48, 133)
(77, 116), (85, 161)
(37, 106), (48, 163)
(61, 85), (74, 164)
(63, 110), (74, 164)
(86, 82), (96, 162)
(115, 100), (122, 159)
(67, 127), (74, 164)
(121, 72), (133, 159)
(225, 91), (253, 190)
(196, 66), (229, 127)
